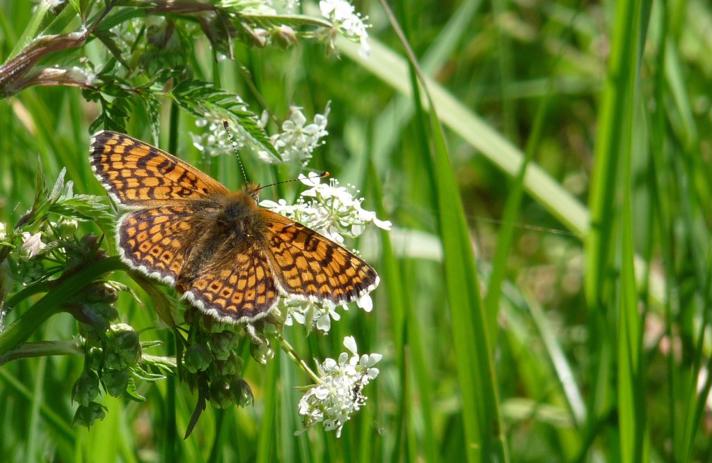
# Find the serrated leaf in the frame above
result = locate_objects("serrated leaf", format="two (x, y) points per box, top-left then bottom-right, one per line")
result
(238, 13), (332, 29)
(171, 79), (279, 158)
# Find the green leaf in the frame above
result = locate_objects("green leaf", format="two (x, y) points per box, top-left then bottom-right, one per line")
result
(171, 79), (280, 159)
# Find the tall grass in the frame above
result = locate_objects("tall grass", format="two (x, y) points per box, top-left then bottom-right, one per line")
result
(1, 1), (712, 462)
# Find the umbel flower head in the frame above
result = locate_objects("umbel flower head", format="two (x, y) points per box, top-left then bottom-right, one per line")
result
(261, 172), (391, 243)
(319, 0), (371, 57)
(298, 336), (381, 437)
(266, 105), (330, 164)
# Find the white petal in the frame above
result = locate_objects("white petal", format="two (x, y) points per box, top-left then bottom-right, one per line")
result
(343, 336), (358, 354)
(357, 294), (373, 312)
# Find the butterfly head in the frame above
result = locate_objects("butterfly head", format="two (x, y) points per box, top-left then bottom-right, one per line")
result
(215, 191), (265, 239)
(244, 182), (262, 199)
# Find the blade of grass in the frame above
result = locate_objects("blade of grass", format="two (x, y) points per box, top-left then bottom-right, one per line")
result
(376, 1), (506, 460)
(367, 160), (438, 463)
(585, 0), (648, 459)
(371, 0), (482, 171)
(257, 349), (280, 463)
(0, 368), (75, 445)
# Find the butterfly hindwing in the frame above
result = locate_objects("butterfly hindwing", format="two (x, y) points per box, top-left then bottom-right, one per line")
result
(183, 243), (280, 323)
(118, 205), (204, 284)
(260, 209), (379, 305)
(90, 130), (228, 206)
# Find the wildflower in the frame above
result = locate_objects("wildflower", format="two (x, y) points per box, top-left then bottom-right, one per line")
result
(265, 105), (330, 164)
(191, 117), (239, 157)
(21, 232), (46, 258)
(0, 222), (6, 241)
(319, 0), (371, 57)
(298, 336), (381, 437)
(261, 172), (391, 243)
(283, 299), (341, 333)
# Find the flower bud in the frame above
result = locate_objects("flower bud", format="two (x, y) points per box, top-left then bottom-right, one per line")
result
(83, 283), (118, 304)
(57, 218), (79, 236)
(232, 378), (253, 407)
(72, 370), (100, 407)
(102, 368), (129, 397)
(86, 346), (103, 371)
(73, 401), (106, 427)
(214, 353), (242, 377)
(210, 331), (237, 361)
(208, 378), (233, 409)
(105, 324), (141, 369)
(184, 343), (212, 374)
(250, 341), (274, 365)
(75, 302), (118, 334)
(273, 25), (297, 48)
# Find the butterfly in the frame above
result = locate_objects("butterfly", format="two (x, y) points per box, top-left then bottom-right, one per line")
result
(89, 130), (379, 324)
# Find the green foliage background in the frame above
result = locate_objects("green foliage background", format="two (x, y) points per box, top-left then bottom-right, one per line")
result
(1, 0), (712, 461)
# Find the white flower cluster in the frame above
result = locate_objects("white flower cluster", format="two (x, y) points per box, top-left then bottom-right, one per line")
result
(190, 118), (238, 158)
(319, 0), (371, 57)
(0, 222), (6, 242)
(261, 106), (330, 164)
(261, 172), (391, 243)
(298, 336), (381, 437)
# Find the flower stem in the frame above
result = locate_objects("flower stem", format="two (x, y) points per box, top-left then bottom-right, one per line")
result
(0, 340), (82, 365)
(277, 333), (320, 383)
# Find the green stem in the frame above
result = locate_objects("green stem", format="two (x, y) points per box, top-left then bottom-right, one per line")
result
(0, 340), (82, 365)
(0, 256), (124, 355)
(278, 333), (320, 383)
(165, 100), (180, 461)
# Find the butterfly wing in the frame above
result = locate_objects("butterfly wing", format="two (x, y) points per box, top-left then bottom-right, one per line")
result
(260, 209), (379, 305)
(117, 204), (204, 284)
(90, 130), (228, 206)
(182, 243), (280, 323)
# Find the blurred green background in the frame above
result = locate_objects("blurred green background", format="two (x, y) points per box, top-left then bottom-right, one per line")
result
(1, 0), (712, 461)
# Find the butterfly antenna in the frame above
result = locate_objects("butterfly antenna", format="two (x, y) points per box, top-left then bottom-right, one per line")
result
(257, 171), (330, 193)
(222, 120), (249, 185)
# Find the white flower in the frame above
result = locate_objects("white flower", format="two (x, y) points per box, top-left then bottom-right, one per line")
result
(21, 232), (46, 258)
(262, 172), (391, 243)
(0, 222), (6, 242)
(267, 105), (330, 164)
(283, 298), (342, 333)
(191, 117), (245, 158)
(298, 336), (381, 437)
(319, 0), (371, 57)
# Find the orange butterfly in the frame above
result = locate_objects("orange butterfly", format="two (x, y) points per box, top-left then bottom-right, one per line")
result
(90, 131), (379, 323)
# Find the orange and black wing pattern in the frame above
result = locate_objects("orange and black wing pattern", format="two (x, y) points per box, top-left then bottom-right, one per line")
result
(117, 204), (203, 285)
(260, 209), (379, 305)
(183, 242), (280, 323)
(90, 130), (228, 206)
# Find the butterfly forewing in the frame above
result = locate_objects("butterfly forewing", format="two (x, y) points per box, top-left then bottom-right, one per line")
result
(90, 131), (228, 206)
(183, 243), (280, 322)
(260, 210), (379, 305)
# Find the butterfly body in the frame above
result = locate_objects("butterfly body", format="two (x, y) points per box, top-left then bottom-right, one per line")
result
(90, 131), (379, 323)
